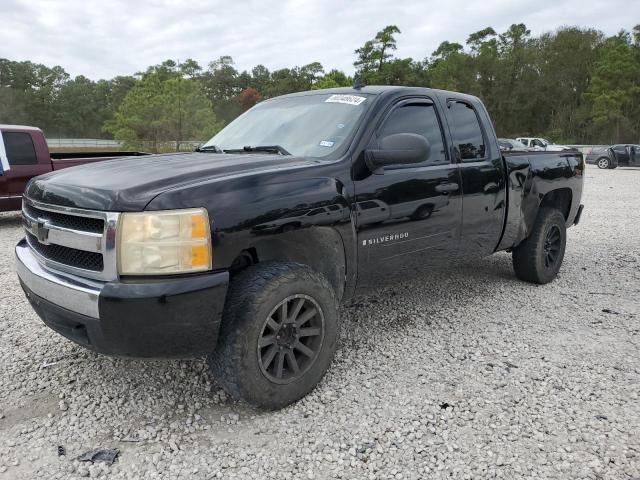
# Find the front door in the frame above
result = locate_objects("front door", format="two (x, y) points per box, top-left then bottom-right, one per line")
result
(353, 98), (462, 292)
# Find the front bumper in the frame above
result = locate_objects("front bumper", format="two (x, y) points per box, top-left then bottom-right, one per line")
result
(16, 239), (229, 358)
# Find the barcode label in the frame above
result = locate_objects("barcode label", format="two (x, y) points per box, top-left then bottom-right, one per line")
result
(325, 94), (367, 106)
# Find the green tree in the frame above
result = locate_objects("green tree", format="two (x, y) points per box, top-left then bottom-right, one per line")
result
(373, 26), (401, 71)
(249, 64), (272, 93)
(537, 27), (603, 142)
(585, 32), (640, 142)
(354, 25), (402, 83)
(200, 56), (241, 125)
(312, 69), (352, 89)
(491, 24), (536, 137)
(466, 28), (499, 111)
(56, 75), (105, 137)
(105, 71), (218, 151)
(427, 41), (473, 92)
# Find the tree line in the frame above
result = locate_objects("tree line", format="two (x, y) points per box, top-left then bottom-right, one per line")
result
(1, 23), (639, 151)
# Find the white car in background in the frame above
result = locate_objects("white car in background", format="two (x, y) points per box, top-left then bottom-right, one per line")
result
(252, 204), (348, 233)
(516, 137), (572, 152)
(356, 196), (449, 226)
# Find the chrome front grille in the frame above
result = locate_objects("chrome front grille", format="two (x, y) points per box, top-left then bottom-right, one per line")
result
(23, 203), (105, 233)
(25, 232), (104, 271)
(22, 198), (120, 281)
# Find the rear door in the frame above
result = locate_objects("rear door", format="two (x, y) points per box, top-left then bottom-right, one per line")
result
(353, 97), (462, 291)
(444, 99), (506, 258)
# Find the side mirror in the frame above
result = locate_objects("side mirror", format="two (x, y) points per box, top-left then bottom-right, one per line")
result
(365, 133), (430, 174)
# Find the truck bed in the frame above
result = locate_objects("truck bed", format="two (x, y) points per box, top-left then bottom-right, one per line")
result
(498, 149), (584, 251)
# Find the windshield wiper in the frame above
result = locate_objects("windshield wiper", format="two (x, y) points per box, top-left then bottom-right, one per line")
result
(195, 145), (224, 153)
(225, 145), (291, 156)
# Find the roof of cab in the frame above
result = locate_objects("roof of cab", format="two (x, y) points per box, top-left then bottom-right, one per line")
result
(276, 85), (481, 103)
(0, 125), (43, 132)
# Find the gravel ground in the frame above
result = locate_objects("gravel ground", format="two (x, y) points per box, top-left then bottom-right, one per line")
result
(1, 167), (639, 480)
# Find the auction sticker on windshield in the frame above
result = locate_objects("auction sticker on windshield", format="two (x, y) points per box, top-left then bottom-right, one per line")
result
(325, 94), (367, 106)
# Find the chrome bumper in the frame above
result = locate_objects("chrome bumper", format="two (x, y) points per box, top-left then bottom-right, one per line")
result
(16, 241), (104, 318)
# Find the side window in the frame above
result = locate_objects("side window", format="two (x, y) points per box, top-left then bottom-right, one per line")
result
(307, 208), (325, 216)
(448, 101), (486, 161)
(360, 201), (381, 210)
(4, 132), (38, 166)
(378, 103), (447, 166)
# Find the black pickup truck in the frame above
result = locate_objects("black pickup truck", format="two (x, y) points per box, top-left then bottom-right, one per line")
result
(16, 86), (584, 409)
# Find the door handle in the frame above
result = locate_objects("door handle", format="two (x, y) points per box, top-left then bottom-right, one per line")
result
(435, 183), (459, 194)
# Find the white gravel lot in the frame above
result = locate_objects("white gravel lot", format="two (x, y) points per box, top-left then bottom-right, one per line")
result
(0, 167), (639, 480)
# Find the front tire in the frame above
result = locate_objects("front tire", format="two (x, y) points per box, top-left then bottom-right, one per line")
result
(208, 262), (338, 410)
(512, 208), (567, 284)
(410, 204), (434, 221)
(597, 157), (610, 169)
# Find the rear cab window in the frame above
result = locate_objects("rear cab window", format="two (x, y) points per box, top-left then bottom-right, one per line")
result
(447, 101), (486, 161)
(3, 132), (38, 166)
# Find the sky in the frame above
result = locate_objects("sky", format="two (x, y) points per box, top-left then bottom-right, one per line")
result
(2, 0), (639, 80)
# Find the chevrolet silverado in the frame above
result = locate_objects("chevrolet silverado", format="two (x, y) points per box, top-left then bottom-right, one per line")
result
(15, 86), (584, 409)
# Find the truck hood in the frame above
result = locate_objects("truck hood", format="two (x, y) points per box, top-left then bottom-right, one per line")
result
(25, 152), (318, 211)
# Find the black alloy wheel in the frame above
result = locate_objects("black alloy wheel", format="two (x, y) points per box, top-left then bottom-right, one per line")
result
(543, 225), (562, 269)
(258, 295), (325, 384)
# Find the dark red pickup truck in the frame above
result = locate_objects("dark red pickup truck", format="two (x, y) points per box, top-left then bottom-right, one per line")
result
(0, 125), (146, 211)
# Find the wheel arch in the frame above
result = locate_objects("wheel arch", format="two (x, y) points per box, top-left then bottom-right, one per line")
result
(539, 187), (572, 222)
(229, 227), (347, 301)
(509, 187), (574, 250)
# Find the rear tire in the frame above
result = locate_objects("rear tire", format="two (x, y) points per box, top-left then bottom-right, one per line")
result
(596, 157), (610, 169)
(208, 262), (338, 410)
(512, 208), (567, 284)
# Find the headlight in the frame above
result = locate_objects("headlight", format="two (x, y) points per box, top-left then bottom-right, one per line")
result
(118, 208), (212, 275)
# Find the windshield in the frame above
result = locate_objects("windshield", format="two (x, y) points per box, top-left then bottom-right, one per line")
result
(203, 93), (371, 158)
